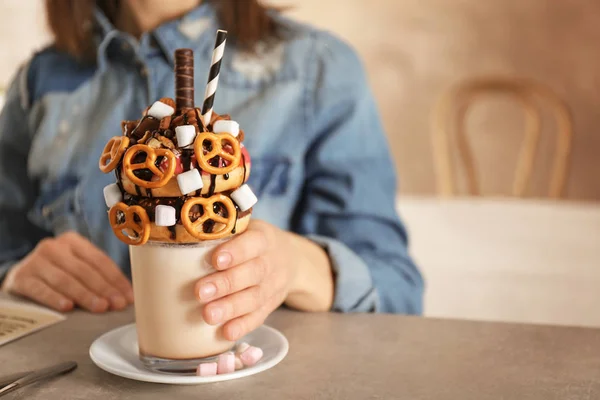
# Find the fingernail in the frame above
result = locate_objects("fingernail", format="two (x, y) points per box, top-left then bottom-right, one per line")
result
(209, 306), (223, 324)
(58, 299), (72, 311)
(216, 252), (232, 269)
(111, 295), (126, 309)
(199, 283), (217, 301)
(91, 296), (104, 311)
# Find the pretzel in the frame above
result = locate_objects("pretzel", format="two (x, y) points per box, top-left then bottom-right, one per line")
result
(122, 144), (176, 189)
(108, 202), (150, 246)
(99, 136), (130, 173)
(194, 132), (241, 175)
(180, 194), (237, 240)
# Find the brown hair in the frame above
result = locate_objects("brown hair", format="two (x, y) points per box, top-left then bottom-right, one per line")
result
(45, 0), (279, 62)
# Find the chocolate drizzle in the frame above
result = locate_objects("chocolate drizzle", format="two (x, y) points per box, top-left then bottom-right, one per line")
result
(241, 153), (247, 181)
(232, 205), (239, 234)
(167, 225), (177, 240)
(203, 220), (215, 234)
(207, 157), (220, 197)
(114, 166), (125, 195)
(181, 149), (193, 172)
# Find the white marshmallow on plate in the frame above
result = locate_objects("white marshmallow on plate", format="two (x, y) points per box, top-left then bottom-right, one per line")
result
(155, 205), (176, 226)
(230, 184), (257, 212)
(103, 183), (122, 208)
(213, 120), (240, 137)
(176, 169), (204, 195)
(147, 100), (175, 119)
(175, 125), (197, 147)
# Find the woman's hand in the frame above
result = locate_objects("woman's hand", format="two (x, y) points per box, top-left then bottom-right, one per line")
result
(1, 231), (134, 313)
(195, 220), (334, 341)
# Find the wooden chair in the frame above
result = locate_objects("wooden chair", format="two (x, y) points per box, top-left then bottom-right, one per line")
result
(431, 77), (574, 198)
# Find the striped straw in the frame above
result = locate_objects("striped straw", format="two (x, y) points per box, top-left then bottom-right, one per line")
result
(202, 30), (227, 127)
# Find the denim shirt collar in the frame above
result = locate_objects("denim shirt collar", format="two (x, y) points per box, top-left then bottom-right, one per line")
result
(93, 3), (217, 68)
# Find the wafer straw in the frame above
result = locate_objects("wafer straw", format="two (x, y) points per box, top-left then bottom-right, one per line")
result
(202, 30), (227, 127)
(174, 49), (194, 113)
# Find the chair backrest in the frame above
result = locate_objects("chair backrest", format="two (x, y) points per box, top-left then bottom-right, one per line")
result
(432, 77), (574, 198)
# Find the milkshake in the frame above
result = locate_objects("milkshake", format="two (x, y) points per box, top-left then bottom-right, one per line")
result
(99, 38), (258, 373)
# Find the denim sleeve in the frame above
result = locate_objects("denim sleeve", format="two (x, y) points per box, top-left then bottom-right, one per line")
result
(293, 32), (424, 314)
(0, 66), (49, 281)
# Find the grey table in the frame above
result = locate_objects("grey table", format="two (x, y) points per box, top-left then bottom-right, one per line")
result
(2, 305), (600, 400)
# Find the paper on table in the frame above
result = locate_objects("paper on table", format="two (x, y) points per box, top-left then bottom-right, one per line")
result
(0, 299), (65, 346)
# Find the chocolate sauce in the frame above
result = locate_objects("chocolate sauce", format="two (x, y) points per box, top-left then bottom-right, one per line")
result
(208, 175), (217, 197)
(206, 157), (220, 197)
(232, 205), (239, 234)
(181, 149), (193, 172)
(241, 153), (247, 181)
(167, 225), (177, 240)
(195, 108), (206, 131)
(203, 220), (215, 233)
(133, 169), (154, 182)
(114, 166), (125, 195)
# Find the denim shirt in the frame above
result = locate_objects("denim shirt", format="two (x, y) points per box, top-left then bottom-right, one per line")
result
(0, 4), (423, 314)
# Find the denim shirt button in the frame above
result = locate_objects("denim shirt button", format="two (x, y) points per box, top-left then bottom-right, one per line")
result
(42, 206), (51, 218)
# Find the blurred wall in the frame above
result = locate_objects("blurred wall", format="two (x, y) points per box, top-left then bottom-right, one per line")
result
(2, 0), (599, 200)
(273, 0), (600, 201)
(0, 1), (48, 88)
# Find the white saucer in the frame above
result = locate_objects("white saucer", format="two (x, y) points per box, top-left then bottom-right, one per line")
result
(89, 323), (289, 384)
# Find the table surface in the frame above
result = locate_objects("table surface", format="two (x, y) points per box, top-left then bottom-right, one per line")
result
(3, 304), (600, 400)
(397, 196), (600, 327)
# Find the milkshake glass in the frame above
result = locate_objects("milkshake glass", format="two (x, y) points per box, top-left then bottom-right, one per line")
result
(130, 239), (233, 372)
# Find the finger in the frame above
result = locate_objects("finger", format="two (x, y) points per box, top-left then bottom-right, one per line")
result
(12, 276), (74, 312)
(196, 256), (269, 302)
(61, 232), (134, 302)
(212, 225), (269, 270)
(59, 255), (128, 311)
(37, 263), (109, 313)
(221, 303), (272, 342)
(203, 285), (264, 325)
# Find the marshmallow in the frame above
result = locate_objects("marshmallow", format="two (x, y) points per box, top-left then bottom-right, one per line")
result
(103, 183), (122, 208)
(147, 101), (175, 119)
(176, 169), (204, 195)
(196, 362), (218, 377)
(155, 205), (176, 226)
(230, 184), (258, 212)
(240, 346), (263, 367)
(213, 120), (240, 137)
(235, 342), (250, 354)
(217, 352), (235, 374)
(175, 125), (196, 148)
(234, 356), (244, 370)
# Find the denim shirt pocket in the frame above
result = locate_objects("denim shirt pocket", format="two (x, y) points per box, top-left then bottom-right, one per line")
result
(247, 158), (292, 198)
(29, 176), (89, 237)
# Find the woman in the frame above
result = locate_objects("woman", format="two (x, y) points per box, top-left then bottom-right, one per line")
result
(0, 0), (423, 341)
